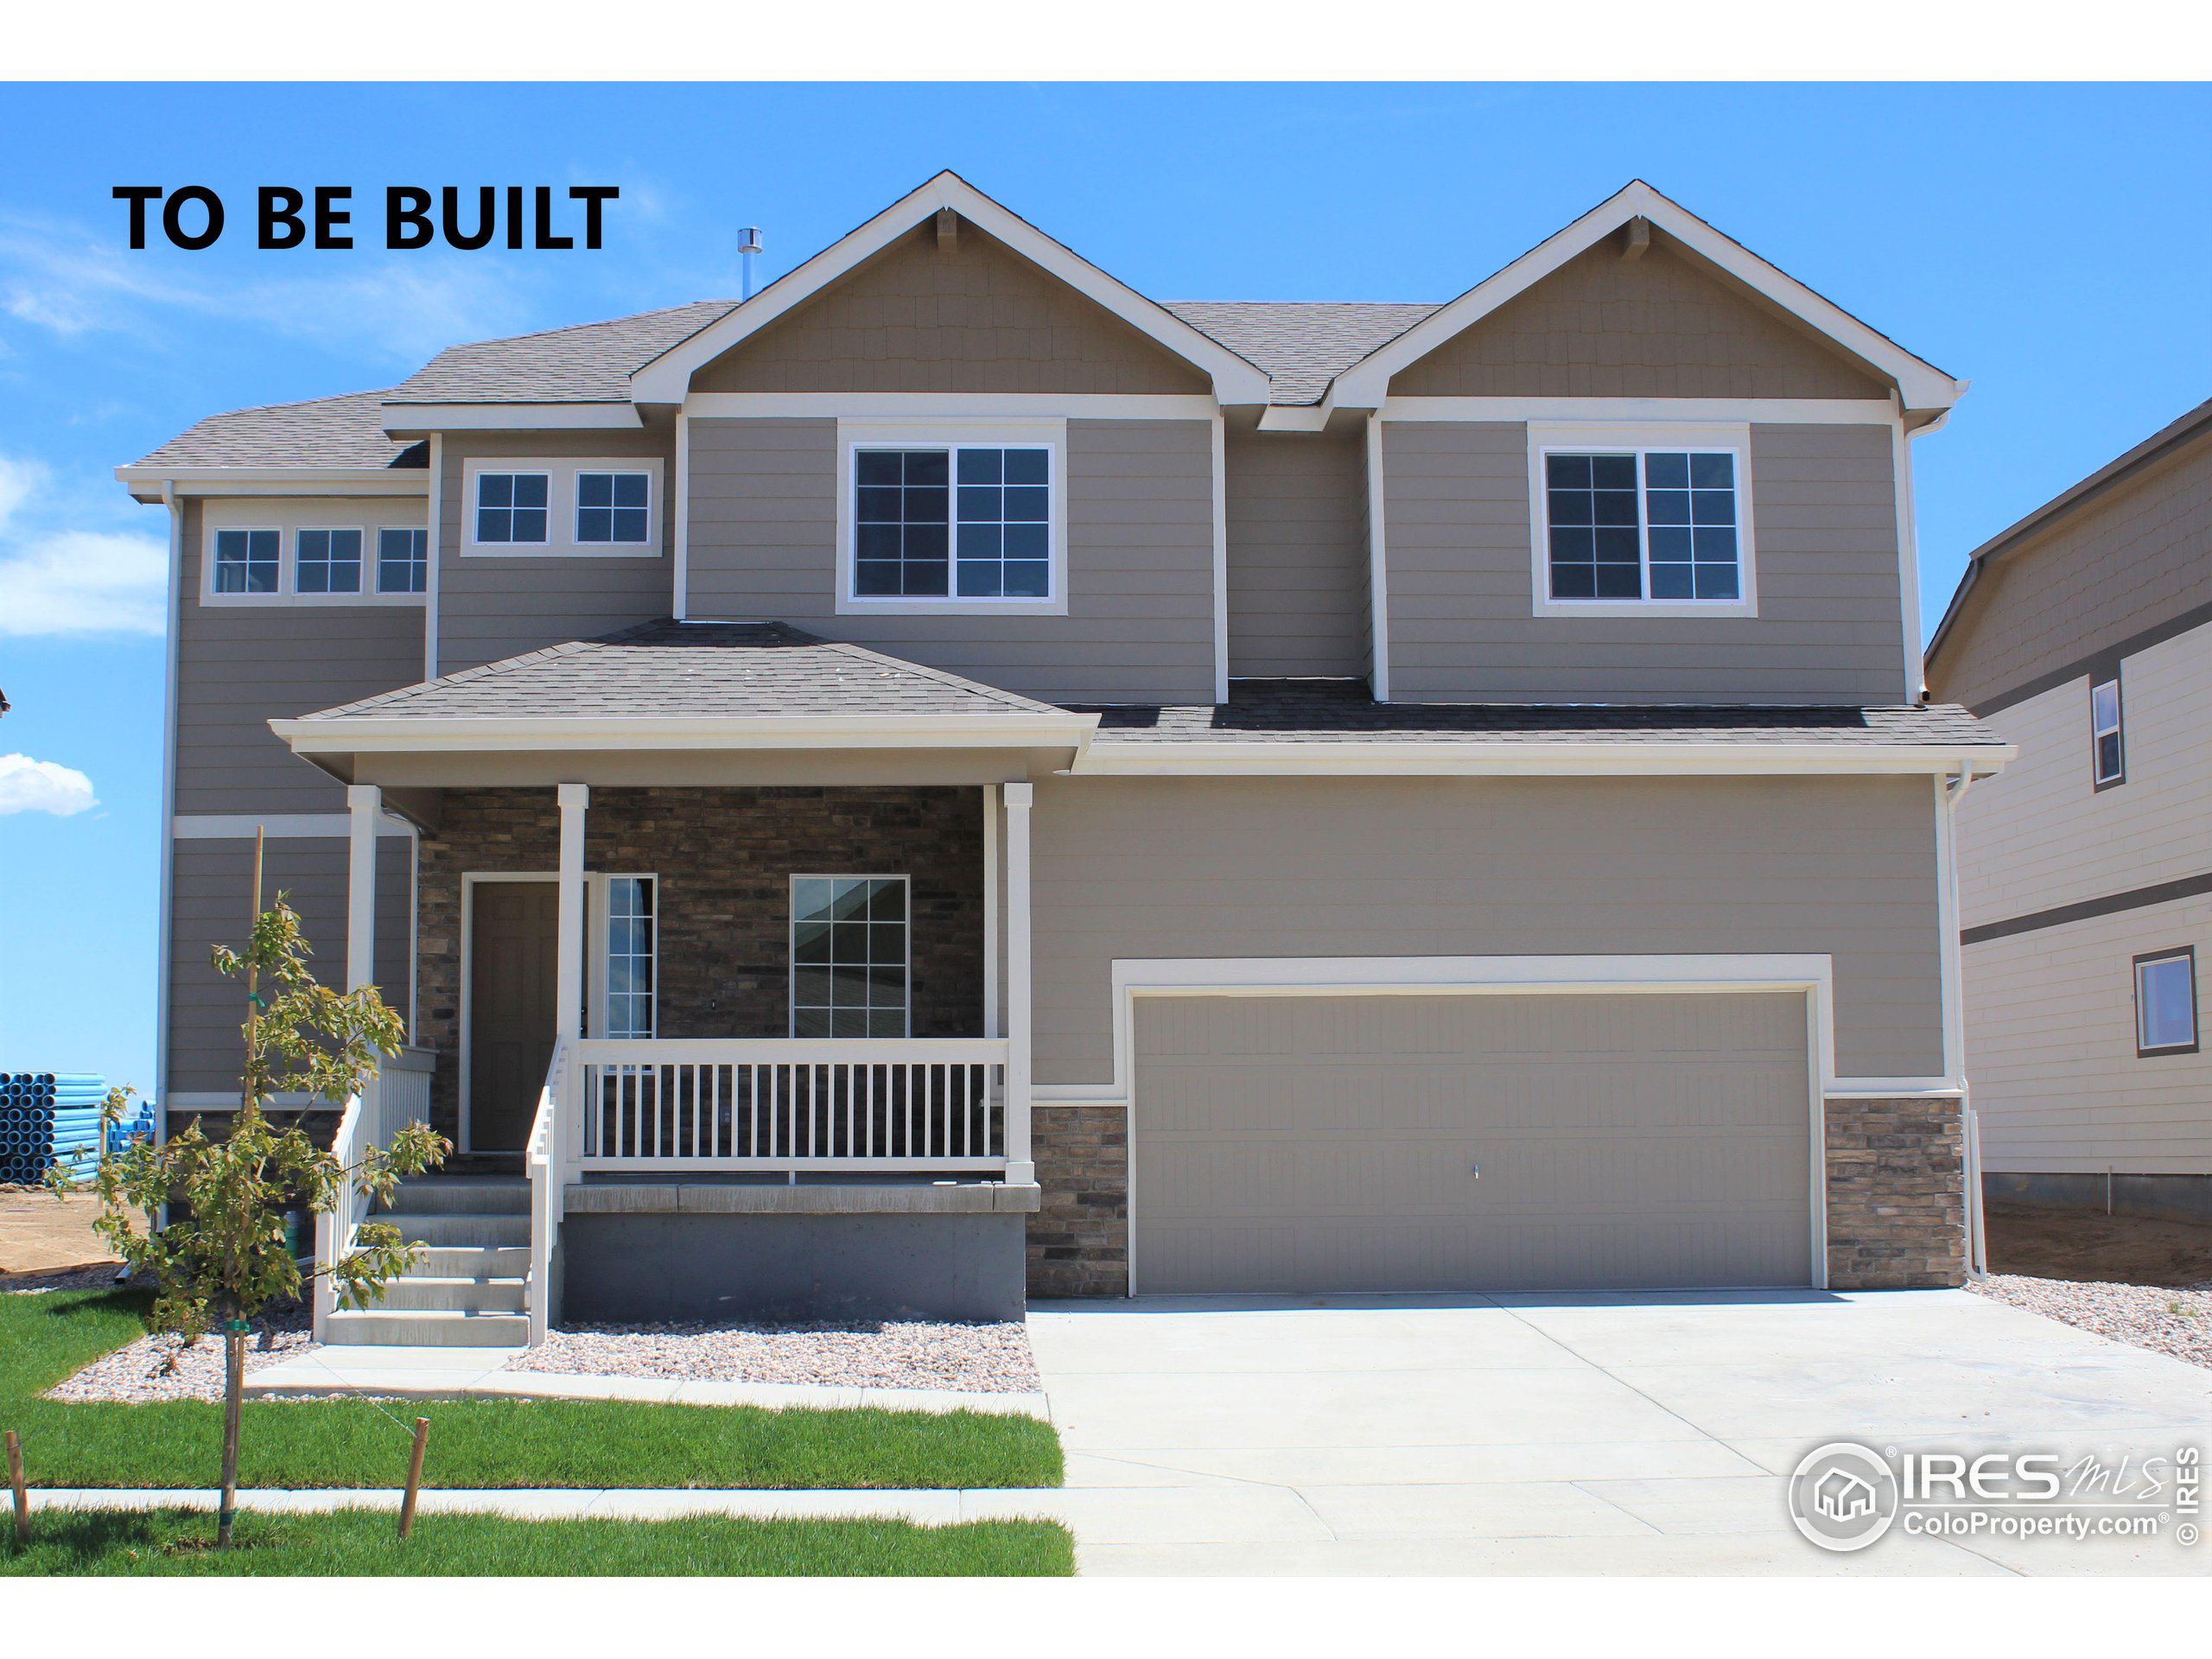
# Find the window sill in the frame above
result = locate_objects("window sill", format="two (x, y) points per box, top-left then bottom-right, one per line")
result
(835, 594), (1069, 618)
(462, 543), (662, 559)
(198, 590), (429, 608)
(1532, 598), (1759, 620)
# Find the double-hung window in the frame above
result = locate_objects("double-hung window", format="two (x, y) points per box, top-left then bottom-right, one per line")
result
(211, 528), (280, 594)
(790, 875), (909, 1039)
(377, 528), (429, 594)
(2133, 949), (2197, 1057)
(296, 529), (364, 594)
(844, 429), (1060, 608)
(576, 471), (651, 544)
(2091, 677), (2125, 788)
(475, 472), (550, 543)
(1531, 426), (1754, 615)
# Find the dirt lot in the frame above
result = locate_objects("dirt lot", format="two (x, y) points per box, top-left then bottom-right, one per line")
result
(0, 1189), (123, 1276)
(1984, 1199), (2212, 1288)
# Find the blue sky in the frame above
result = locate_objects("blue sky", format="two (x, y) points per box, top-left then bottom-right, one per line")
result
(1, 81), (2207, 1097)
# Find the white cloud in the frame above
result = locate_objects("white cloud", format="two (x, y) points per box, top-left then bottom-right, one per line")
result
(0, 753), (99, 817)
(0, 450), (168, 636)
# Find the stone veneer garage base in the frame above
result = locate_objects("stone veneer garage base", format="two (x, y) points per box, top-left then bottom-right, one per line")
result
(1027, 1096), (1967, 1296)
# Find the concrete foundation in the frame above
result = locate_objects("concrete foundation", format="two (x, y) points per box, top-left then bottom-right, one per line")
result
(558, 1209), (1031, 1324)
(1985, 1170), (2212, 1228)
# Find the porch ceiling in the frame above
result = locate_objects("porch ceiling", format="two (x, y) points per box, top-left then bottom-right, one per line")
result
(270, 619), (1096, 788)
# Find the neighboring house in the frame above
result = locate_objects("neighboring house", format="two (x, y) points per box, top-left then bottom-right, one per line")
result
(119, 174), (2009, 1346)
(1924, 399), (2211, 1224)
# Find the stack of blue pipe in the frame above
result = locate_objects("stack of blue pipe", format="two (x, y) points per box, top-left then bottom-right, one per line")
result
(0, 1073), (140, 1185)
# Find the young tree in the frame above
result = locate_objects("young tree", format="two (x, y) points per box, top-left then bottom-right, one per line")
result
(55, 839), (448, 1547)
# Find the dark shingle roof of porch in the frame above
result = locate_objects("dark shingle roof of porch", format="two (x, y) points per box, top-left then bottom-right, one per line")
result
(1075, 680), (2005, 748)
(296, 620), (1070, 722)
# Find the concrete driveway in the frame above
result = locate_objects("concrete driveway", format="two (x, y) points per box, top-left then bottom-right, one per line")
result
(1017, 1290), (2211, 1575)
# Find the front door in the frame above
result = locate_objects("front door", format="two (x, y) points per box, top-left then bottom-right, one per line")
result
(468, 880), (560, 1151)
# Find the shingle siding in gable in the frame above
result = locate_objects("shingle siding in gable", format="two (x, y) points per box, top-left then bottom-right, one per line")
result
(1389, 236), (1893, 401)
(683, 416), (1217, 704)
(691, 221), (1210, 397)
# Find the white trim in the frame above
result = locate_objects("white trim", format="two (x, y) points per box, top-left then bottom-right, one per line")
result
(381, 403), (642, 433)
(1330, 181), (1964, 415)
(461, 458), (664, 559)
(173, 812), (412, 839)
(685, 392), (1217, 421)
(1380, 396), (1902, 425)
(155, 485), (181, 1154)
(1936, 770), (1970, 1085)
(630, 172), (1272, 407)
(787, 874), (912, 1039)
(1070, 741), (2016, 779)
(118, 467), (429, 498)
(1001, 782), (1034, 1186)
(1078, 952), (1858, 1297)
(982, 785), (1000, 1040)
(274, 711), (1099, 755)
(556, 785), (588, 1052)
(1210, 410), (1229, 703)
(673, 410), (691, 620)
(458, 869), (563, 1153)
(346, 785), (379, 991)
(1891, 406), (1924, 702)
(424, 434), (442, 678)
(1525, 421), (1758, 620)
(1365, 413), (1389, 702)
(198, 517), (426, 608)
(834, 420), (1068, 617)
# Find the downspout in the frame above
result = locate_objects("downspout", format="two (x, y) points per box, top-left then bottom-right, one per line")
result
(1943, 761), (1987, 1276)
(151, 480), (181, 1237)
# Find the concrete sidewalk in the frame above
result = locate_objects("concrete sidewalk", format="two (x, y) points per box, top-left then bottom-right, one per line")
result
(242, 1343), (1049, 1418)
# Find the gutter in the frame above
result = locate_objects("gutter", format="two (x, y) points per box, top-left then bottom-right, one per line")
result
(270, 710), (1103, 755)
(1069, 741), (2018, 779)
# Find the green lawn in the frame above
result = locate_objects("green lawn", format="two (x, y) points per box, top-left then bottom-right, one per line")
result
(3, 1289), (1062, 1491)
(2, 1507), (1075, 1576)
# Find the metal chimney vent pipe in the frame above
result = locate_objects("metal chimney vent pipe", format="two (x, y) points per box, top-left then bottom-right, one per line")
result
(737, 226), (764, 299)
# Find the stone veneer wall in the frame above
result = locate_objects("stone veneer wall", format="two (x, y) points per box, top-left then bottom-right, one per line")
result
(1027, 1105), (1128, 1297)
(415, 785), (984, 1141)
(1823, 1095), (1967, 1290)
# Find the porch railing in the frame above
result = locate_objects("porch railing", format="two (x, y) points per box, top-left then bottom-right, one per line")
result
(312, 1046), (435, 1338)
(569, 1038), (1011, 1173)
(524, 1039), (569, 1345)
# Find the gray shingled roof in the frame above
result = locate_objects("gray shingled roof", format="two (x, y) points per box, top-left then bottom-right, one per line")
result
(1165, 302), (1440, 405)
(384, 300), (739, 405)
(1077, 682), (2005, 747)
(130, 389), (426, 472)
(296, 620), (1074, 724)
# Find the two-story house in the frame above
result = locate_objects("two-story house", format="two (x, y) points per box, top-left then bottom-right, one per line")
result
(1925, 398), (2211, 1226)
(119, 175), (2008, 1346)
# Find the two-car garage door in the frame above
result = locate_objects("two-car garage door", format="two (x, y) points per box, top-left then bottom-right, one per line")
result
(1131, 991), (1815, 1294)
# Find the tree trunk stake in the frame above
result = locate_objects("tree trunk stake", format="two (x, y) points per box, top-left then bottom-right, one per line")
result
(398, 1417), (430, 1540)
(6, 1429), (26, 1546)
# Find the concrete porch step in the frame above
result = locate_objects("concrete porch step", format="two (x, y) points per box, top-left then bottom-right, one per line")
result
(370, 1275), (528, 1315)
(323, 1308), (530, 1347)
(375, 1211), (530, 1248)
(385, 1177), (530, 1215)
(404, 1245), (529, 1279)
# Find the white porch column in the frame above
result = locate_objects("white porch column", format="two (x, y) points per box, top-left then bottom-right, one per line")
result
(556, 783), (589, 1044)
(345, 784), (380, 992)
(1002, 782), (1034, 1186)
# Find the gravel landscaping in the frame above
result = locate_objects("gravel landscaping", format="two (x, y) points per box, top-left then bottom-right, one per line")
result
(42, 1300), (320, 1404)
(1970, 1273), (2212, 1371)
(512, 1319), (1042, 1394)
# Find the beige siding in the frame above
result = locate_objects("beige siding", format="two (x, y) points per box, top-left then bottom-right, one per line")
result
(174, 497), (428, 816)
(1390, 233), (1891, 400)
(1955, 621), (2212, 930)
(1031, 774), (1945, 1084)
(693, 219), (1208, 396)
(1964, 897), (2212, 1176)
(1224, 420), (1368, 679)
(436, 428), (677, 674)
(1133, 990), (1813, 1292)
(1929, 433), (2212, 713)
(1383, 421), (1909, 703)
(168, 836), (413, 1096)
(685, 416), (1216, 702)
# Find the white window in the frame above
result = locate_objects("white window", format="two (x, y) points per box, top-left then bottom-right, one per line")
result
(212, 528), (280, 594)
(2134, 949), (2197, 1057)
(296, 528), (364, 594)
(2091, 677), (2125, 788)
(377, 527), (429, 594)
(790, 875), (909, 1039)
(474, 472), (550, 543)
(604, 876), (657, 1039)
(1527, 423), (1757, 617)
(576, 471), (652, 544)
(837, 423), (1065, 613)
